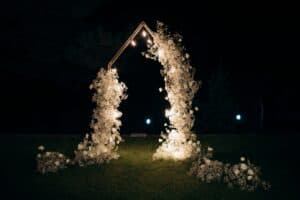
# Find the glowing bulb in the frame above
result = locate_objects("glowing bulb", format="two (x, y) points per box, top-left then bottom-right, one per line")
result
(142, 30), (147, 37)
(145, 118), (151, 125)
(131, 40), (136, 47)
(236, 114), (242, 120)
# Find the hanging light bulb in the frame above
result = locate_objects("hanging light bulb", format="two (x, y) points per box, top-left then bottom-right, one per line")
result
(142, 30), (147, 37)
(131, 40), (136, 47)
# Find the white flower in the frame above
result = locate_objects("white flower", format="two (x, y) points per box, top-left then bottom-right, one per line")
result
(37, 154), (41, 158)
(204, 158), (211, 164)
(167, 39), (173, 45)
(200, 164), (205, 169)
(83, 151), (87, 155)
(185, 53), (190, 59)
(233, 168), (240, 175)
(196, 147), (201, 152)
(58, 154), (63, 158)
(46, 152), (51, 156)
(55, 161), (60, 166)
(89, 153), (94, 158)
(247, 169), (254, 175)
(66, 159), (70, 163)
(196, 141), (200, 145)
(194, 106), (199, 111)
(158, 138), (163, 143)
(38, 145), (45, 151)
(240, 163), (248, 171)
(159, 87), (163, 92)
(85, 134), (89, 139)
(208, 147), (213, 152)
(188, 140), (192, 145)
(77, 144), (84, 150)
(247, 175), (253, 181)
(240, 157), (246, 162)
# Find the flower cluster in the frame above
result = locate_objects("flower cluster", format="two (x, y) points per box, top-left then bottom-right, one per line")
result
(189, 147), (271, 192)
(36, 146), (70, 174)
(188, 146), (223, 183)
(74, 68), (127, 166)
(144, 21), (201, 160)
(223, 157), (271, 191)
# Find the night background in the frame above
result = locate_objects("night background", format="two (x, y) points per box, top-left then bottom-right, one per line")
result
(1, 0), (299, 135)
(1, 1), (300, 200)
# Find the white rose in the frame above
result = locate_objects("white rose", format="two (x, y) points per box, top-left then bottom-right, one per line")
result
(200, 164), (205, 169)
(85, 134), (89, 139)
(58, 154), (63, 158)
(204, 158), (211, 165)
(185, 53), (190, 59)
(38, 145), (45, 151)
(37, 154), (41, 158)
(66, 159), (70, 163)
(240, 163), (248, 171)
(46, 152), (51, 156)
(83, 151), (87, 155)
(240, 157), (246, 162)
(78, 144), (84, 150)
(159, 87), (163, 92)
(247, 169), (254, 175)
(208, 147), (213, 152)
(55, 161), (60, 166)
(247, 176), (253, 181)
(233, 168), (240, 175)
(194, 106), (199, 111)
(196, 141), (200, 145)
(196, 148), (201, 152)
(158, 138), (163, 143)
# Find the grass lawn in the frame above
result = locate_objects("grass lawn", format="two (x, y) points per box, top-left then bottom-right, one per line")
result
(1, 134), (299, 200)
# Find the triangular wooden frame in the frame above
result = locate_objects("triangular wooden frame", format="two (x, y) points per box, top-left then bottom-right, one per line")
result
(107, 21), (155, 69)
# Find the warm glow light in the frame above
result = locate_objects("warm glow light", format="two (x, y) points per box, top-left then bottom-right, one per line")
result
(131, 40), (136, 47)
(142, 30), (147, 37)
(236, 114), (242, 120)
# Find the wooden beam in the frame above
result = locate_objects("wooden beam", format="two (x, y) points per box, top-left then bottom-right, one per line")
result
(107, 21), (155, 69)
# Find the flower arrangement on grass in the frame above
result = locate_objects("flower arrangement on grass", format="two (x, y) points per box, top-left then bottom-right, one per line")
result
(36, 145), (70, 174)
(188, 147), (271, 192)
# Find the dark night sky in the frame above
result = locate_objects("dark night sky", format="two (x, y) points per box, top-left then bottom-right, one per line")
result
(1, 0), (299, 134)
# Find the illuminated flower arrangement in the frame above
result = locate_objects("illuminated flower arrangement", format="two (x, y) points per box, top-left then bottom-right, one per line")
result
(74, 68), (127, 166)
(143, 22), (201, 160)
(188, 147), (271, 192)
(36, 146), (71, 174)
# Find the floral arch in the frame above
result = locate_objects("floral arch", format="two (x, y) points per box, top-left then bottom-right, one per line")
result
(72, 21), (201, 166)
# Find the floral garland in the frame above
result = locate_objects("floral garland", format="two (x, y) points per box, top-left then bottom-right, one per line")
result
(74, 68), (127, 166)
(143, 22), (201, 160)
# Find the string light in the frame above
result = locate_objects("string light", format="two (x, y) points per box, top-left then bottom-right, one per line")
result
(142, 30), (147, 37)
(131, 40), (136, 47)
